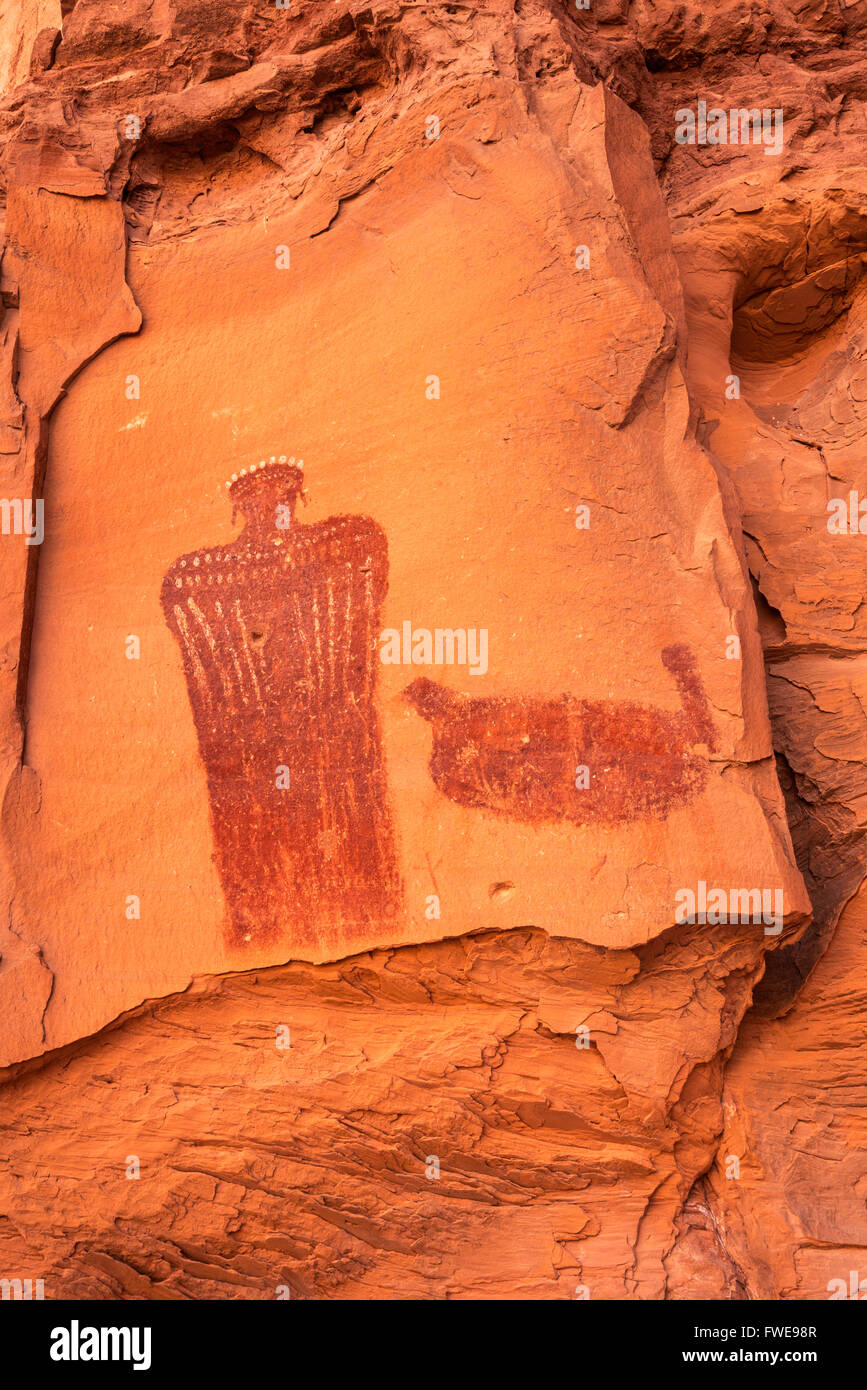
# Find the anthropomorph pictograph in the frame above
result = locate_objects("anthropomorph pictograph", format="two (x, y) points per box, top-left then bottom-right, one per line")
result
(403, 644), (717, 825)
(162, 456), (403, 949)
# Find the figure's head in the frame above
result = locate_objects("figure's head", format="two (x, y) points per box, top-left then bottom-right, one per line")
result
(226, 455), (305, 534)
(402, 677), (455, 721)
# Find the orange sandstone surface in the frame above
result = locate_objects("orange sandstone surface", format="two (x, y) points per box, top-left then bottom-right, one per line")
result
(0, 0), (864, 1299)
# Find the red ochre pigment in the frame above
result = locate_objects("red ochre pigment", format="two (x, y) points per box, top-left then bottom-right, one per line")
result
(404, 644), (717, 826)
(162, 460), (403, 949)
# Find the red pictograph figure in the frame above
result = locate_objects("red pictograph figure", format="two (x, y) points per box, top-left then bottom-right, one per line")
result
(404, 644), (717, 826)
(162, 457), (403, 949)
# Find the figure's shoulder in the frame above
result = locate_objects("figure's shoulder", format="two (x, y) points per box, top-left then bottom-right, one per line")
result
(294, 513), (388, 558)
(161, 543), (235, 602)
(162, 550), (198, 598)
(311, 513), (387, 542)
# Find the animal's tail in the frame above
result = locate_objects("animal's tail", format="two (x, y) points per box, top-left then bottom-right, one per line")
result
(661, 644), (717, 752)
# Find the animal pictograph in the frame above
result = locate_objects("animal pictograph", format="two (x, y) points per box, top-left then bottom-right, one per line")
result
(403, 644), (717, 825)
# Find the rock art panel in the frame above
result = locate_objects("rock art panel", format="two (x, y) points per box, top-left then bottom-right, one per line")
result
(0, 67), (809, 1064)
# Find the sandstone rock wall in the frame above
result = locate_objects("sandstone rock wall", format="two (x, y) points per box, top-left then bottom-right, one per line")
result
(0, 0), (864, 1299)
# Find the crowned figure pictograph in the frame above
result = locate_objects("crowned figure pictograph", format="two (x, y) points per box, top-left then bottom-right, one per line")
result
(162, 455), (403, 948)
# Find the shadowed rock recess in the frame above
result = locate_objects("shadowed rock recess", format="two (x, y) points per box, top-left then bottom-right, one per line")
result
(0, 0), (864, 1300)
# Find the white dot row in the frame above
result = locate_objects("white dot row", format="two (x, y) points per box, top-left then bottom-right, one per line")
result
(225, 455), (304, 488)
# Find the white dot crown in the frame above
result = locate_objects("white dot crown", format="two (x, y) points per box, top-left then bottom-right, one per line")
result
(225, 455), (304, 488)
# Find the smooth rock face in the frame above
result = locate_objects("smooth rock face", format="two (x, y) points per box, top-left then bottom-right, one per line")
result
(0, 0), (863, 1300)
